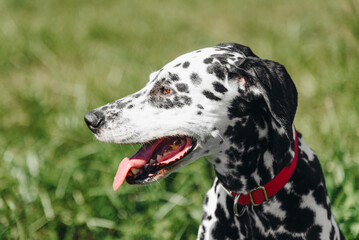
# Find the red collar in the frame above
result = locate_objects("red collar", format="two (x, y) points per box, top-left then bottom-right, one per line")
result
(223, 127), (298, 215)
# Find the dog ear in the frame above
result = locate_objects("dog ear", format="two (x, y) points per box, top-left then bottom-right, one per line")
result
(216, 43), (258, 58)
(240, 58), (298, 137)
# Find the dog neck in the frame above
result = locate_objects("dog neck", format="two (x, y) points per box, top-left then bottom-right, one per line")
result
(211, 117), (296, 193)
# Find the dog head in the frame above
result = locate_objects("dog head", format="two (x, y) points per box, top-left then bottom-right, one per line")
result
(84, 43), (297, 190)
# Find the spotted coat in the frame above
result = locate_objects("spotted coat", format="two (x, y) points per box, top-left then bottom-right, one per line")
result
(85, 43), (344, 239)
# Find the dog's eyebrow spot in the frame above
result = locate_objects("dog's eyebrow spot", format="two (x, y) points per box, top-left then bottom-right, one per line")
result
(182, 61), (190, 68)
(197, 104), (204, 109)
(174, 63), (181, 67)
(213, 82), (228, 94)
(175, 83), (189, 93)
(202, 90), (221, 101)
(169, 72), (180, 82)
(190, 73), (202, 86)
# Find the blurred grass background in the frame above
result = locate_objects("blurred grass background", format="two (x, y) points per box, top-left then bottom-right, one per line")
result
(0, 0), (358, 239)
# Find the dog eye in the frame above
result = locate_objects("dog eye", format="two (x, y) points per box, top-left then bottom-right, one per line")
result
(160, 86), (171, 95)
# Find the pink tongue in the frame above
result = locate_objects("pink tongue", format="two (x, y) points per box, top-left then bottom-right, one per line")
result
(112, 138), (164, 191)
(112, 157), (145, 191)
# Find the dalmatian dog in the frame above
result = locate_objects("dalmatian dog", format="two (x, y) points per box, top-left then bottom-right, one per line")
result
(84, 43), (344, 239)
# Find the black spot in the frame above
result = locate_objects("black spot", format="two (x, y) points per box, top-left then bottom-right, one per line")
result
(207, 62), (226, 80)
(215, 169), (244, 192)
(149, 96), (175, 109)
(163, 99), (175, 109)
(174, 63), (181, 67)
(181, 95), (192, 105)
(282, 196), (315, 232)
(116, 101), (128, 109)
(215, 158), (221, 164)
(199, 225), (206, 240)
(227, 162), (235, 169)
(133, 93), (142, 98)
(173, 98), (184, 108)
(182, 61), (190, 68)
(203, 90), (221, 101)
(214, 180), (220, 192)
(203, 58), (213, 64)
(306, 225), (322, 239)
(213, 81), (228, 94)
(313, 185), (328, 208)
(211, 204), (239, 239)
(197, 111), (202, 115)
(290, 153), (325, 196)
(227, 96), (255, 119)
(210, 53), (233, 64)
(172, 95), (192, 107)
(225, 147), (240, 161)
(127, 104), (134, 109)
(204, 195), (209, 205)
(190, 73), (202, 85)
(197, 104), (204, 109)
(175, 83), (189, 93)
(169, 72), (179, 82)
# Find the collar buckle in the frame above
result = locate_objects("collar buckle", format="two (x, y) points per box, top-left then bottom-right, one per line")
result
(249, 186), (268, 206)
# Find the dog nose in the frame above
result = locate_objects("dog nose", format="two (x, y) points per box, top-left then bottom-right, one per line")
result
(84, 110), (105, 131)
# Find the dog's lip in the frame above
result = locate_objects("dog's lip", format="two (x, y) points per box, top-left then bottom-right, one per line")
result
(112, 136), (196, 191)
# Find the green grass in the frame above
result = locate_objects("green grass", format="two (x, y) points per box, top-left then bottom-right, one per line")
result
(0, 0), (358, 239)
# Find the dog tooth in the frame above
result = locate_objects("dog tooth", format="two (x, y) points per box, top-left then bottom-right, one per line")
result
(150, 159), (156, 164)
(131, 168), (140, 175)
(156, 154), (162, 161)
(170, 144), (179, 150)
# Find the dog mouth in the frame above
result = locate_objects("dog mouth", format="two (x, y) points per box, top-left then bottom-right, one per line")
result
(113, 136), (196, 191)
